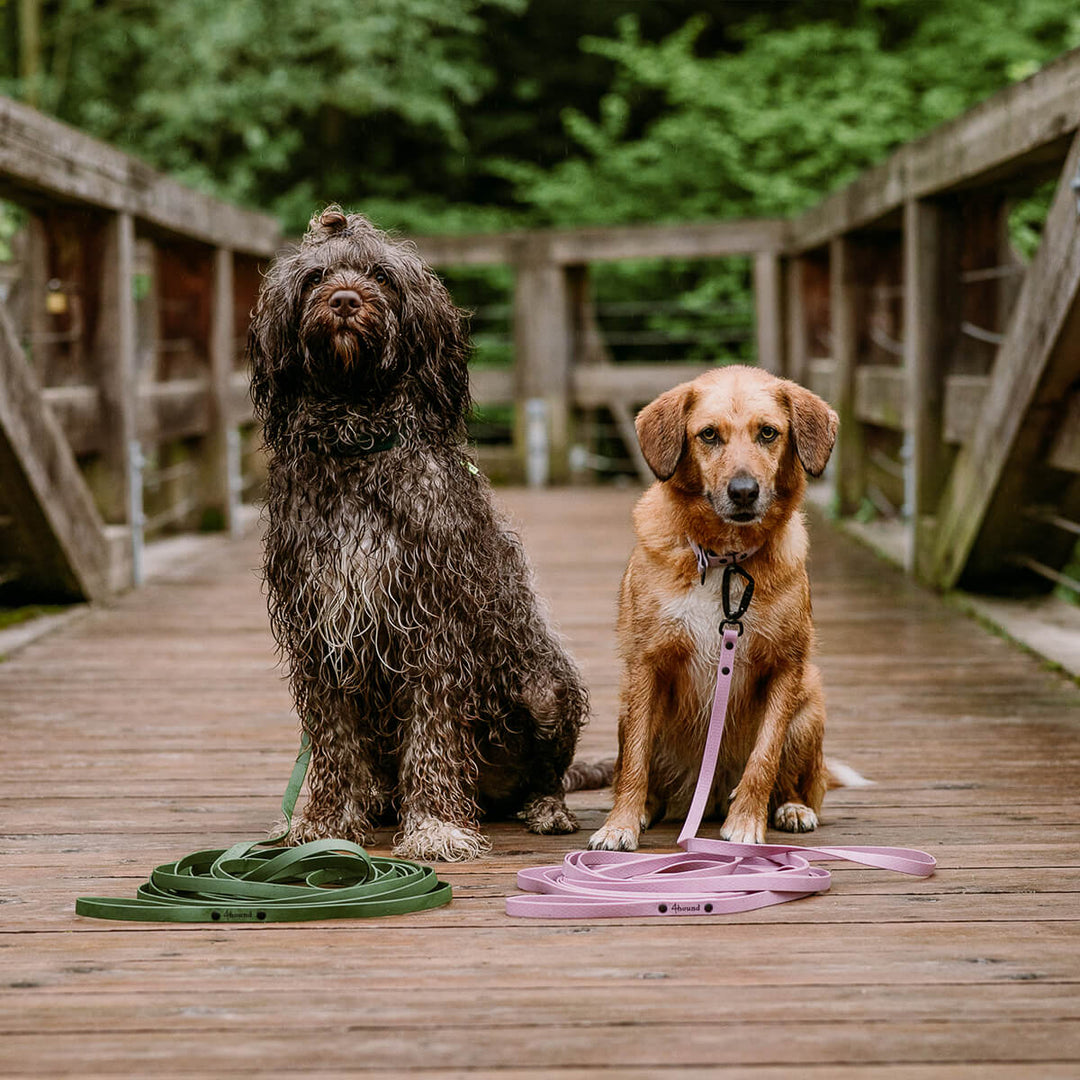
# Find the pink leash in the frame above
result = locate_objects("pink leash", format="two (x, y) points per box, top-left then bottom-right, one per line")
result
(506, 561), (936, 919)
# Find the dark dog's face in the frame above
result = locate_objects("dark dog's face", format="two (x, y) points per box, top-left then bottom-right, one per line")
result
(291, 209), (417, 388)
(249, 207), (470, 437)
(636, 366), (838, 528)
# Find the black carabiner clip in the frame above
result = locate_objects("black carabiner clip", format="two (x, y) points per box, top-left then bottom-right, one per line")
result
(719, 564), (754, 635)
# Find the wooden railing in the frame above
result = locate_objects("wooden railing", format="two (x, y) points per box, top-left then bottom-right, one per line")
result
(412, 47), (1080, 596)
(3, 46), (1080, 602)
(784, 47), (1080, 594)
(0, 96), (281, 600)
(415, 221), (787, 484)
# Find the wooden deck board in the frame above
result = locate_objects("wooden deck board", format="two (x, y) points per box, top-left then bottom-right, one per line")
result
(1, 488), (1078, 1075)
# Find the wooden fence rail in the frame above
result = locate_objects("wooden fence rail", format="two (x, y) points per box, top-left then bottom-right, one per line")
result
(3, 46), (1080, 601)
(411, 46), (1080, 596)
(0, 96), (281, 601)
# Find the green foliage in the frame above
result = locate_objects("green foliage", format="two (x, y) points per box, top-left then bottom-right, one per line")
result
(504, 2), (1080, 226)
(3, 1), (1078, 262)
(2, 1), (1076, 493)
(3, 0), (524, 234)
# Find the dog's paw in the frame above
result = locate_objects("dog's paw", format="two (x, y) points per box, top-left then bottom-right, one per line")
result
(523, 795), (579, 835)
(394, 818), (491, 863)
(719, 815), (766, 845)
(773, 802), (818, 833)
(285, 812), (370, 846)
(588, 823), (641, 851)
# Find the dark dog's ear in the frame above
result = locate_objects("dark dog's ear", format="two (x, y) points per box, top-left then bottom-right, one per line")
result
(636, 384), (693, 481)
(785, 382), (838, 477)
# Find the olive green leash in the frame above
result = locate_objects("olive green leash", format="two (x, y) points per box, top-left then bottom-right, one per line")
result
(74, 734), (452, 923)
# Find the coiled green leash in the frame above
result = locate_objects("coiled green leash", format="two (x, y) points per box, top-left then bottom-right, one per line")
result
(75, 734), (452, 923)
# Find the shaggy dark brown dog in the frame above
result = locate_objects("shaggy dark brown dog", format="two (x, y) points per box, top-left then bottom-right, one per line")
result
(249, 206), (592, 861)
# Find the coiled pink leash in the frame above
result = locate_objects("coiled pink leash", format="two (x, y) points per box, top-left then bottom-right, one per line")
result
(506, 561), (935, 918)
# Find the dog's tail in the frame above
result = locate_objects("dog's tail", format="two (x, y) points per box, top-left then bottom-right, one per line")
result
(563, 758), (616, 792)
(825, 756), (875, 790)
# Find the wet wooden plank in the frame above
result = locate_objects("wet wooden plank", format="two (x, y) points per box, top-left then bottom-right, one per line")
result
(0, 487), (1078, 1076)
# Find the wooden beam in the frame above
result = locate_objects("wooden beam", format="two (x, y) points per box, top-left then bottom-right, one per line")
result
(753, 251), (784, 374)
(547, 220), (788, 264)
(42, 377), (261, 454)
(929, 131), (1080, 589)
(469, 367), (514, 405)
(830, 236), (867, 515)
(854, 365), (906, 431)
(805, 359), (836, 405)
(904, 198), (960, 577)
(571, 363), (716, 408)
(788, 47), (1080, 252)
(0, 300), (110, 601)
(229, 371), (254, 425)
(785, 256), (808, 385)
(413, 232), (523, 268)
(0, 96), (281, 256)
(1048, 390), (1080, 474)
(203, 247), (238, 533)
(942, 374), (989, 444)
(413, 220), (788, 268)
(608, 399), (654, 486)
(512, 246), (572, 482)
(88, 211), (137, 529)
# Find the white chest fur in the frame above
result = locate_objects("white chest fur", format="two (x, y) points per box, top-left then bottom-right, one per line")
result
(659, 574), (757, 712)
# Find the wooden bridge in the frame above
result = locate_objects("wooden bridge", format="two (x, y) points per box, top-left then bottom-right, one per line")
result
(2, 489), (1079, 1075)
(0, 42), (1079, 1080)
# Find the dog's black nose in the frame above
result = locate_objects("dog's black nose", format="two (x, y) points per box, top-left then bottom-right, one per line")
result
(328, 289), (363, 314)
(727, 474), (759, 507)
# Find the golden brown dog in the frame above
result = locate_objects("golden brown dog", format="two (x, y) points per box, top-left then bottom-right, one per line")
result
(589, 364), (842, 851)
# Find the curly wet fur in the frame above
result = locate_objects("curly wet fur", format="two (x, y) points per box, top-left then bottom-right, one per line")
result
(250, 206), (590, 861)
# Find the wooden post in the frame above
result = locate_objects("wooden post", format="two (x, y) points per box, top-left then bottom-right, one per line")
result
(903, 198), (958, 578)
(91, 211), (137, 531)
(512, 240), (572, 484)
(203, 246), (238, 532)
(830, 234), (866, 516)
(785, 255), (808, 385)
(753, 251), (784, 375)
(929, 131), (1080, 589)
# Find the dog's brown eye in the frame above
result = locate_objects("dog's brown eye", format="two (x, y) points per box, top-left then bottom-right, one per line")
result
(759, 425), (779, 443)
(698, 427), (720, 445)
(373, 268), (388, 286)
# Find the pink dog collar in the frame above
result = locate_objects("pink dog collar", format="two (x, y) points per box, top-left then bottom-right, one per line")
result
(688, 537), (760, 585)
(506, 621), (936, 919)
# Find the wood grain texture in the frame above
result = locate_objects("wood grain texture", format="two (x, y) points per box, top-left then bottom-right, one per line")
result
(929, 131), (1080, 588)
(0, 96), (280, 256)
(788, 46), (1080, 251)
(0, 488), (1077, 1076)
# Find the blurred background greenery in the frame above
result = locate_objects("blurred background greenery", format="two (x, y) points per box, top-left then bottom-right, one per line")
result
(2, 1), (1074, 374)
(1, 1), (1078, 589)
(3, 0), (1077, 236)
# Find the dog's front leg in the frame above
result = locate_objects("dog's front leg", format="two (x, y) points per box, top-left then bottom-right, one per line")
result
(721, 665), (803, 845)
(588, 664), (658, 851)
(290, 688), (382, 845)
(393, 685), (491, 863)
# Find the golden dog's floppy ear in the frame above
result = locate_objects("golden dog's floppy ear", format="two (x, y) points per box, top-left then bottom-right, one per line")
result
(636, 384), (692, 481)
(785, 382), (839, 477)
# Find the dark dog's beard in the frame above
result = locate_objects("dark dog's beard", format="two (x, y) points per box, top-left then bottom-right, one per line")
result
(300, 313), (401, 396)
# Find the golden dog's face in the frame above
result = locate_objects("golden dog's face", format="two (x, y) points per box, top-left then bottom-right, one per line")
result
(636, 365), (838, 527)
